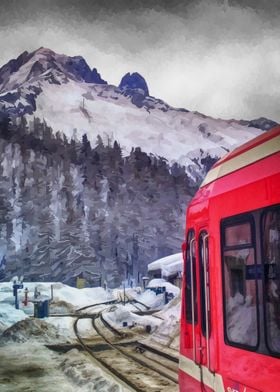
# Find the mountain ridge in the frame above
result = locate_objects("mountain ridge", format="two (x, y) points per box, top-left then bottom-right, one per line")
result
(0, 47), (108, 93)
(0, 47), (277, 183)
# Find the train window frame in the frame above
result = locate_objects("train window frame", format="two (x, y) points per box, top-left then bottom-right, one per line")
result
(261, 205), (280, 357)
(199, 230), (211, 338)
(221, 214), (260, 352)
(185, 229), (198, 324)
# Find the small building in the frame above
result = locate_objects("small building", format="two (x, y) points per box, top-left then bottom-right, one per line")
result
(147, 253), (183, 288)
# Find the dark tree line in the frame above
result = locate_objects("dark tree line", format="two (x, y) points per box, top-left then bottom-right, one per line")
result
(0, 112), (195, 287)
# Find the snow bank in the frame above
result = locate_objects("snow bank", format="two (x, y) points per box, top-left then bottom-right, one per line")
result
(143, 293), (181, 350)
(0, 303), (28, 331)
(104, 304), (162, 332)
(146, 278), (180, 297)
(0, 318), (62, 344)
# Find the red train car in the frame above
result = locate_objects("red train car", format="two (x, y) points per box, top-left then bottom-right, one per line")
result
(179, 127), (280, 391)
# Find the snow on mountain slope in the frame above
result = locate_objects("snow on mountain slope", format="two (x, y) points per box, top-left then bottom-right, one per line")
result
(0, 48), (270, 179)
(29, 78), (262, 171)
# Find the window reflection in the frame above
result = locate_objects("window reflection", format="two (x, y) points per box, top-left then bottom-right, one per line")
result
(223, 220), (258, 347)
(225, 223), (251, 247)
(224, 247), (258, 346)
(263, 209), (280, 354)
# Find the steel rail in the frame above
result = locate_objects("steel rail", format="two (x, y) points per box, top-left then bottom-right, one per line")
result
(135, 342), (178, 364)
(99, 312), (127, 338)
(92, 311), (178, 385)
(73, 315), (143, 392)
(76, 299), (118, 312)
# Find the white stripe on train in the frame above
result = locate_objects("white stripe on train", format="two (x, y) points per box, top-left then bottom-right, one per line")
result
(179, 354), (225, 391)
(201, 134), (280, 187)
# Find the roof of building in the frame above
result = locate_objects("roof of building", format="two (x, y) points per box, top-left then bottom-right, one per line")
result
(148, 253), (183, 278)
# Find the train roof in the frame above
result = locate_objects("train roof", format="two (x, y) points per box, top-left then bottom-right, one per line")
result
(201, 126), (280, 187)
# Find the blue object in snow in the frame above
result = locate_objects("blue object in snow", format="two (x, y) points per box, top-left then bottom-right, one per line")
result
(13, 282), (23, 309)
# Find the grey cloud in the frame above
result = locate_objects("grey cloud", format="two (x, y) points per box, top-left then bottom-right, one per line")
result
(0, 0), (279, 122)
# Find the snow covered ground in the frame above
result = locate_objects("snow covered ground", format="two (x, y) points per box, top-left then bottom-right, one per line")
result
(0, 280), (180, 391)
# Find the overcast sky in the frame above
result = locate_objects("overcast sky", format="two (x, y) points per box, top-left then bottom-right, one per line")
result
(0, 0), (279, 121)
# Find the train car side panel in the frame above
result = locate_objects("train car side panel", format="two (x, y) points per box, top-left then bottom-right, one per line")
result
(179, 128), (280, 392)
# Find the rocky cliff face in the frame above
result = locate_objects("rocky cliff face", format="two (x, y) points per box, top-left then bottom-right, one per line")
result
(0, 47), (107, 93)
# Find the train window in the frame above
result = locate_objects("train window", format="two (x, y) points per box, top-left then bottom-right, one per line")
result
(262, 207), (280, 355)
(222, 217), (258, 348)
(225, 222), (251, 246)
(185, 229), (197, 324)
(199, 231), (211, 337)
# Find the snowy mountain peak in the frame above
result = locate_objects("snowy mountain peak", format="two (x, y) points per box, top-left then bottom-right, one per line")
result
(0, 47), (107, 93)
(0, 47), (277, 185)
(119, 72), (149, 96)
(33, 47), (56, 56)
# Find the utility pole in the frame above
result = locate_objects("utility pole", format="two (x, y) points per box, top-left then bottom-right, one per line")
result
(123, 282), (126, 306)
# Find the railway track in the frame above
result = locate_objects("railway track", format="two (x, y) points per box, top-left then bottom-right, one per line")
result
(76, 297), (151, 316)
(96, 311), (178, 379)
(73, 311), (178, 392)
(76, 299), (118, 312)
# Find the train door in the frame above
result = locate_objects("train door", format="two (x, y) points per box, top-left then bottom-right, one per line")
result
(182, 229), (219, 391)
(196, 230), (216, 391)
(181, 228), (202, 389)
(197, 229), (223, 390)
(197, 231), (211, 369)
(184, 228), (198, 360)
